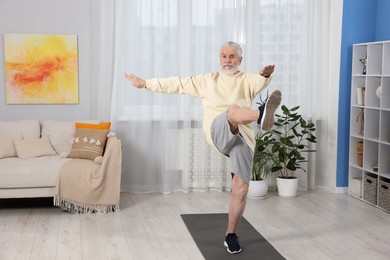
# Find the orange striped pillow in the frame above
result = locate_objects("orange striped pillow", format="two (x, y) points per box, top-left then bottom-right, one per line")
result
(69, 122), (111, 160)
(75, 122), (111, 130)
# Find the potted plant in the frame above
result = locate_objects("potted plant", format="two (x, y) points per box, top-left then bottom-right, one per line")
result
(248, 131), (275, 198)
(256, 105), (317, 197)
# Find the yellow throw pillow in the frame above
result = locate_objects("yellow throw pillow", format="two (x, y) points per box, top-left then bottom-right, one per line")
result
(69, 128), (109, 160)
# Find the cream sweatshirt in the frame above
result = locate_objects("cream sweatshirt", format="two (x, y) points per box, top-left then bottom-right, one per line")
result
(145, 71), (271, 152)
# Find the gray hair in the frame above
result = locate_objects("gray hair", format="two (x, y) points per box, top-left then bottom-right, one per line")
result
(220, 41), (242, 58)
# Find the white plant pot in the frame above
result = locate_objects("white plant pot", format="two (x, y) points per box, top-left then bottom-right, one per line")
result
(248, 180), (268, 199)
(276, 177), (298, 197)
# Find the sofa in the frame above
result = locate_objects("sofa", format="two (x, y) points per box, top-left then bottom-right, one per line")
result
(0, 120), (122, 213)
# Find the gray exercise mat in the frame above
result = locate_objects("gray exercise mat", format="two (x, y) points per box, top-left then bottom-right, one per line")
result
(181, 213), (285, 260)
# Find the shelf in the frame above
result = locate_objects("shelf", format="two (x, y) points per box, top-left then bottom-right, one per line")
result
(380, 111), (390, 142)
(379, 144), (390, 173)
(352, 45), (367, 75)
(349, 107), (365, 136)
(379, 172), (390, 179)
(351, 77), (366, 106)
(383, 43), (390, 75)
(349, 136), (364, 167)
(367, 44), (383, 75)
(364, 109), (380, 139)
(363, 140), (378, 172)
(381, 77), (390, 109)
(366, 77), (381, 107)
(349, 41), (390, 213)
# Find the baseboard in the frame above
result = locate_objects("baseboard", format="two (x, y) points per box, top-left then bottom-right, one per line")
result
(325, 186), (348, 193)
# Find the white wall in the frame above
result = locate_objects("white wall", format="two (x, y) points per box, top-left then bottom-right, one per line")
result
(325, 0), (344, 192)
(0, 0), (98, 121)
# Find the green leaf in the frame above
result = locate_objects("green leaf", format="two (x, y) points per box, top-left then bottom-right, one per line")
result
(290, 106), (300, 111)
(306, 137), (317, 143)
(281, 105), (289, 114)
(286, 164), (297, 171)
(271, 166), (283, 172)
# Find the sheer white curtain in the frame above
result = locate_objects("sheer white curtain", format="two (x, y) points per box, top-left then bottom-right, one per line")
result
(96, 0), (337, 193)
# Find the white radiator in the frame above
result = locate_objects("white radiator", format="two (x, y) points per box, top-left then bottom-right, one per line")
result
(183, 128), (232, 191)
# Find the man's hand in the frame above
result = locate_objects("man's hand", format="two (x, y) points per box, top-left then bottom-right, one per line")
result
(124, 73), (146, 88)
(259, 65), (275, 78)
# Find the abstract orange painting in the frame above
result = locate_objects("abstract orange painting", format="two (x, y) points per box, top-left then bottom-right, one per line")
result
(4, 33), (79, 104)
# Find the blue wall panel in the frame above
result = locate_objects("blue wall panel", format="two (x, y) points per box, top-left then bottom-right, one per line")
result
(337, 0), (390, 187)
(375, 0), (390, 41)
(337, 0), (377, 187)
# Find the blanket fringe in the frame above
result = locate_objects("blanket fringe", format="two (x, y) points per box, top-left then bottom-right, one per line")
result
(54, 196), (119, 214)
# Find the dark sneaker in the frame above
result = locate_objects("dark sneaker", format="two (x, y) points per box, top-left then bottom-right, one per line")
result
(257, 89), (282, 131)
(224, 233), (242, 254)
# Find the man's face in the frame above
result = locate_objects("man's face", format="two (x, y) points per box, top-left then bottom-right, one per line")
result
(219, 46), (242, 75)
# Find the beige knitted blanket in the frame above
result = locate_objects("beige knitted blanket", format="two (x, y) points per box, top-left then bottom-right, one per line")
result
(54, 137), (122, 213)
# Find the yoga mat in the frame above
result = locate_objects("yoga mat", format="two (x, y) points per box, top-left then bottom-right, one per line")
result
(181, 213), (285, 260)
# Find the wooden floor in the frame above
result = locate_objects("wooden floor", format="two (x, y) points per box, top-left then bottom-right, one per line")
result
(0, 189), (389, 260)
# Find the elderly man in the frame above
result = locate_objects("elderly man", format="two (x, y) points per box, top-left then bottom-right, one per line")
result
(125, 41), (281, 254)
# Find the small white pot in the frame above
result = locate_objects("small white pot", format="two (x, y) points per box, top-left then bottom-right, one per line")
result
(248, 180), (268, 199)
(276, 177), (298, 197)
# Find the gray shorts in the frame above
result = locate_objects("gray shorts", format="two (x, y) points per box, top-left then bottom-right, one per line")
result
(210, 111), (253, 184)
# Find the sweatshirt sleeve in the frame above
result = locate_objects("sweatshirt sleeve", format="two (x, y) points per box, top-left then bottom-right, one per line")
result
(247, 73), (272, 98)
(145, 75), (204, 97)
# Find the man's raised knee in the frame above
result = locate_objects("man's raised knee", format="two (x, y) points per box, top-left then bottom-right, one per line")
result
(227, 104), (240, 125)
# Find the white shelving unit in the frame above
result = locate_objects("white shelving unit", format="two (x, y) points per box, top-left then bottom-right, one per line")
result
(349, 40), (390, 213)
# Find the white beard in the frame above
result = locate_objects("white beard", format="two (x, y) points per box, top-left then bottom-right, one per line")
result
(220, 65), (239, 75)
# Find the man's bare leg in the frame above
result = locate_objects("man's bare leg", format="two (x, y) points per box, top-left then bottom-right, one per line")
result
(225, 104), (255, 234)
(226, 174), (248, 234)
(223, 91), (281, 253)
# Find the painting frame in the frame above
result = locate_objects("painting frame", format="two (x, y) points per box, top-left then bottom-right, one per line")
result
(4, 33), (79, 104)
